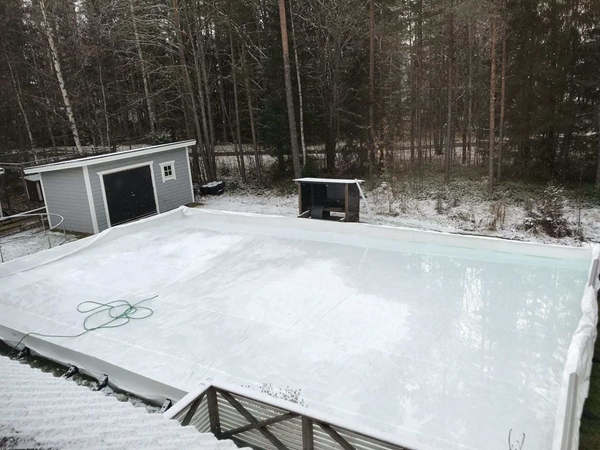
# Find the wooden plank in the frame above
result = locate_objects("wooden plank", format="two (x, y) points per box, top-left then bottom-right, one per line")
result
(207, 387), (222, 438)
(218, 390), (289, 450)
(181, 392), (205, 426)
(222, 412), (298, 438)
(318, 423), (356, 450)
(302, 417), (314, 450)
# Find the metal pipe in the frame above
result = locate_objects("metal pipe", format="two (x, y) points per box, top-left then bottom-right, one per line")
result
(560, 372), (579, 450)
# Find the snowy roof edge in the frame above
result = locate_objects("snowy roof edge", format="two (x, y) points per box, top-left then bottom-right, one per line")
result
(24, 140), (196, 174)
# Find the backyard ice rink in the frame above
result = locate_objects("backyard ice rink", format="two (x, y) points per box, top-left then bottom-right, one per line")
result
(0, 207), (596, 450)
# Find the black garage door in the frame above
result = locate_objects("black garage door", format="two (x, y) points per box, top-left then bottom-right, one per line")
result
(103, 165), (157, 226)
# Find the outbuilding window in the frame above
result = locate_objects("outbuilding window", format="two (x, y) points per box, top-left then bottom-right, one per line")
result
(160, 161), (176, 182)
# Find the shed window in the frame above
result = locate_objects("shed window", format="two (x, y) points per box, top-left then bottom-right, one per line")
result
(160, 161), (176, 182)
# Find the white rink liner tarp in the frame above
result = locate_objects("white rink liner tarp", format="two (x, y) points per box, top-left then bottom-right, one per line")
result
(0, 207), (598, 450)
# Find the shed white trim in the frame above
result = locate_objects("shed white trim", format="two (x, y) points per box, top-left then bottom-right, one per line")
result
(185, 146), (195, 203)
(82, 166), (99, 234)
(97, 161), (160, 228)
(24, 140), (196, 174)
(38, 175), (48, 218)
(24, 173), (40, 182)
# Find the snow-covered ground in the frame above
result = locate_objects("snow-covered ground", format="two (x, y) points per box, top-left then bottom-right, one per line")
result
(0, 229), (77, 263)
(2, 181), (598, 264)
(198, 188), (600, 246)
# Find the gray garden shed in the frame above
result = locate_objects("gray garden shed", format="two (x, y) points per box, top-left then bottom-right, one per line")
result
(24, 140), (196, 234)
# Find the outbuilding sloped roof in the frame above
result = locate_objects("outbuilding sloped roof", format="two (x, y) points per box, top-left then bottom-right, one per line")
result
(0, 354), (239, 450)
(24, 140), (196, 175)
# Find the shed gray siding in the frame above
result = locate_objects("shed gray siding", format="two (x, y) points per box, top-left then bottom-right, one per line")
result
(40, 168), (95, 234)
(88, 147), (193, 231)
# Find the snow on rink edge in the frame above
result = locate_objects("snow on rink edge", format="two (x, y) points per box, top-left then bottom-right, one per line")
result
(0, 208), (598, 449)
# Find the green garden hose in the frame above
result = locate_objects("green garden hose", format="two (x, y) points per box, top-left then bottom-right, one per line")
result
(8, 295), (157, 358)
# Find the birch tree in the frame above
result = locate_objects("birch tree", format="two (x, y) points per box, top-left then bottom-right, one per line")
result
(39, 0), (83, 154)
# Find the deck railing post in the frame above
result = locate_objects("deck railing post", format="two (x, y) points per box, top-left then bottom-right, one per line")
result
(207, 387), (222, 439)
(302, 417), (314, 450)
(181, 392), (205, 427)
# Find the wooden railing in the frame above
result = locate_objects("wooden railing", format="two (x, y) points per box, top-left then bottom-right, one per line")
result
(166, 383), (411, 450)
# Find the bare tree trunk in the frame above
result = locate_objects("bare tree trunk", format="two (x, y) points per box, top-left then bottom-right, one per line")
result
(172, 0), (206, 183)
(488, 18), (498, 195)
(3, 39), (34, 149)
(188, 18), (215, 180)
(497, 22), (507, 181)
(417, 0), (423, 177)
(368, 0), (376, 168)
(39, 0), (83, 154)
(116, 77), (131, 146)
(196, 19), (216, 172)
(288, 0), (306, 166)
(229, 28), (247, 183)
(98, 61), (111, 149)
(278, 0), (301, 178)
(129, 0), (156, 133)
(242, 45), (262, 184)
(409, 24), (415, 164)
(444, 2), (453, 183)
(215, 49), (229, 143)
(467, 21), (473, 165)
(596, 104), (600, 188)
(31, 50), (56, 149)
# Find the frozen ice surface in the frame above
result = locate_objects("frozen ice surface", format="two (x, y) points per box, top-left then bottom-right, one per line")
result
(0, 209), (592, 450)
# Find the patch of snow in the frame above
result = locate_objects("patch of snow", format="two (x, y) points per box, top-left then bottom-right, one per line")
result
(0, 229), (77, 263)
(197, 189), (600, 246)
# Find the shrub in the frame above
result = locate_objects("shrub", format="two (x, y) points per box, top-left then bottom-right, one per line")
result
(489, 202), (507, 231)
(523, 185), (571, 237)
(301, 156), (322, 178)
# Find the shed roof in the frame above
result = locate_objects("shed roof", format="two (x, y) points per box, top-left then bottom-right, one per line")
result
(24, 140), (196, 175)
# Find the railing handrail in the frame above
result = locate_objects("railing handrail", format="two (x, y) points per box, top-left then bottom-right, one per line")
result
(165, 380), (413, 450)
(0, 206), (47, 219)
(0, 212), (64, 232)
